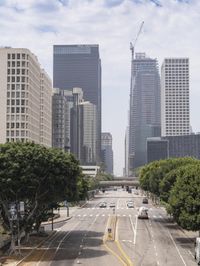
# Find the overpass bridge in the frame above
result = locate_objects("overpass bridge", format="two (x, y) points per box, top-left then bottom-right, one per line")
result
(99, 179), (140, 187)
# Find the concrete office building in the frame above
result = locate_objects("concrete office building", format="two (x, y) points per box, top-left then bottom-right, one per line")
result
(0, 47), (52, 146)
(53, 44), (101, 163)
(161, 58), (190, 136)
(128, 53), (161, 173)
(147, 134), (200, 163)
(124, 126), (129, 177)
(52, 88), (73, 151)
(52, 87), (97, 165)
(79, 101), (97, 164)
(101, 132), (113, 174)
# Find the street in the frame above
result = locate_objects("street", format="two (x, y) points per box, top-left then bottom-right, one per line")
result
(18, 189), (197, 266)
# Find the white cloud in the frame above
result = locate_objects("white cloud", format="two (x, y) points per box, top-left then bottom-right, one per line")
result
(0, 0), (200, 175)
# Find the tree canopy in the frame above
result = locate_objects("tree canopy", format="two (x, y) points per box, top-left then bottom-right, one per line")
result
(169, 164), (200, 231)
(139, 157), (200, 232)
(0, 142), (82, 246)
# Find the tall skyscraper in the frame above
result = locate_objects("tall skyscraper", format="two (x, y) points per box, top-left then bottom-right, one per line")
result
(161, 58), (190, 136)
(101, 132), (113, 174)
(128, 53), (161, 173)
(0, 47), (52, 146)
(52, 87), (97, 165)
(52, 88), (73, 152)
(53, 44), (101, 163)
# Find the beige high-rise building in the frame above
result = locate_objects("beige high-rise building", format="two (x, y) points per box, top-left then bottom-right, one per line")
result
(0, 47), (52, 146)
(161, 58), (190, 136)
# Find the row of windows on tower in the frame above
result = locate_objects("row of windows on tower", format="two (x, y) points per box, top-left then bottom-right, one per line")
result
(7, 53), (29, 60)
(7, 122), (27, 129)
(7, 69), (28, 75)
(7, 92), (27, 98)
(7, 61), (28, 68)
(7, 76), (28, 83)
(7, 99), (26, 105)
(7, 107), (27, 113)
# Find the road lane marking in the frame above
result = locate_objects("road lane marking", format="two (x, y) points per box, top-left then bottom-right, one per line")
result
(129, 215), (135, 244)
(167, 229), (187, 266)
(115, 218), (134, 266)
(133, 215), (138, 245)
(103, 217), (127, 266)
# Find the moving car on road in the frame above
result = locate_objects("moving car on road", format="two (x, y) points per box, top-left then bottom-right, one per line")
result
(142, 198), (148, 204)
(138, 206), (148, 219)
(99, 202), (107, 208)
(127, 201), (134, 208)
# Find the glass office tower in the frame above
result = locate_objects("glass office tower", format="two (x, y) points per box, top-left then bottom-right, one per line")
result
(53, 44), (101, 164)
(128, 53), (161, 173)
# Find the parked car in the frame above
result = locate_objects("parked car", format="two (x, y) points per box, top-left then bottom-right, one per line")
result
(109, 202), (115, 208)
(142, 198), (148, 204)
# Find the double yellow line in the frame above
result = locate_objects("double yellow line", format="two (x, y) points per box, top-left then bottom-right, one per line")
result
(103, 216), (134, 266)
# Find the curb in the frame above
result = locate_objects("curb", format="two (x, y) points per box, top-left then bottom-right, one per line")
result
(41, 216), (72, 226)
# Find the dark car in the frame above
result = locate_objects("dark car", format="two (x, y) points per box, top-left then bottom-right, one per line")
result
(142, 198), (148, 204)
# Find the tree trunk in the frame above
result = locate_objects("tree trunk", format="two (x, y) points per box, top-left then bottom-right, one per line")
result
(25, 231), (30, 243)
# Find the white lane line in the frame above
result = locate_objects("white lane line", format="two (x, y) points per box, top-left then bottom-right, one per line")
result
(83, 214), (86, 217)
(102, 214), (105, 217)
(123, 214), (126, 217)
(167, 229), (187, 266)
(90, 214), (93, 217)
(188, 250), (194, 258)
(133, 215), (138, 245)
(116, 198), (120, 209)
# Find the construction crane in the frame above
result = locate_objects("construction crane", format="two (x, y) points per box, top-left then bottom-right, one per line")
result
(130, 21), (144, 60)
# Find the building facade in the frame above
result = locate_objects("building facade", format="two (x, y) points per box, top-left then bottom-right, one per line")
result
(52, 88), (73, 151)
(53, 44), (101, 163)
(147, 134), (200, 163)
(161, 58), (190, 136)
(101, 132), (113, 174)
(52, 87), (97, 165)
(0, 47), (52, 146)
(128, 52), (161, 173)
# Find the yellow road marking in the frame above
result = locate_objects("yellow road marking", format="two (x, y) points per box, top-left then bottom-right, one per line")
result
(115, 217), (134, 266)
(103, 216), (127, 266)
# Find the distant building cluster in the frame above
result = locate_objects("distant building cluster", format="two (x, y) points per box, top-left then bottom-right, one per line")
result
(125, 51), (195, 176)
(0, 45), (114, 175)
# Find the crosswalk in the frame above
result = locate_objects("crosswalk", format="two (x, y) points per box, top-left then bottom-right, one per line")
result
(73, 213), (164, 219)
(84, 207), (135, 210)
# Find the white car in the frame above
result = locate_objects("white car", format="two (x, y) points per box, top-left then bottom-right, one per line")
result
(127, 201), (134, 208)
(99, 202), (107, 208)
(138, 206), (148, 219)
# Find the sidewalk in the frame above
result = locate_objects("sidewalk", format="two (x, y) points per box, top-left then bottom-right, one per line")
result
(41, 205), (83, 226)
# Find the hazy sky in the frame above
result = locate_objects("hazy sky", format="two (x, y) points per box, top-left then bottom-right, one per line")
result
(1, 0), (200, 176)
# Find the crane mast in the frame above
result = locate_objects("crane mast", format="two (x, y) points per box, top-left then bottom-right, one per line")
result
(130, 21), (144, 60)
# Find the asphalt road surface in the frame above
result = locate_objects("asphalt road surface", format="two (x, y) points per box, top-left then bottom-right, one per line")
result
(18, 189), (197, 266)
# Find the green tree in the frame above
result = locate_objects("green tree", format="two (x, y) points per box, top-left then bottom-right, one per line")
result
(169, 164), (200, 231)
(139, 157), (198, 197)
(159, 160), (200, 203)
(0, 142), (81, 251)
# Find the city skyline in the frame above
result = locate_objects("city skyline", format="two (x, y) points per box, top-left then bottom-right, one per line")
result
(1, 0), (200, 175)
